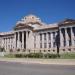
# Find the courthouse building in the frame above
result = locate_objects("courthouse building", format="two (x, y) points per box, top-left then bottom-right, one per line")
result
(0, 14), (75, 53)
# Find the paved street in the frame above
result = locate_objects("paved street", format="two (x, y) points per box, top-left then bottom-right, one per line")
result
(0, 61), (75, 75)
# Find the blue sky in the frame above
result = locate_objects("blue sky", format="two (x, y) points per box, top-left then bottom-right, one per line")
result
(0, 0), (75, 32)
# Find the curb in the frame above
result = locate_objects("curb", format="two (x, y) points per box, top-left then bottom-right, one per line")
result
(0, 58), (75, 65)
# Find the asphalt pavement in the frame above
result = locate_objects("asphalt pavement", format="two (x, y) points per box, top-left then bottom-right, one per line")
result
(0, 61), (75, 75)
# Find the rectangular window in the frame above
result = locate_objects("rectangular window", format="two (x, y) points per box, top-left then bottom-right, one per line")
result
(44, 33), (46, 40)
(69, 40), (71, 46)
(48, 32), (51, 40)
(44, 43), (47, 48)
(49, 43), (51, 48)
(34, 36), (36, 41)
(40, 43), (42, 48)
(40, 34), (42, 41)
(4, 38), (5, 44)
(34, 43), (36, 48)
(53, 32), (55, 40)
(53, 42), (56, 47)
(64, 40), (66, 46)
(48, 33), (51, 40)
(74, 40), (75, 45)
(9, 38), (10, 43)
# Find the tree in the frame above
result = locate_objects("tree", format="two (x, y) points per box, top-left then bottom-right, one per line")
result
(55, 30), (60, 57)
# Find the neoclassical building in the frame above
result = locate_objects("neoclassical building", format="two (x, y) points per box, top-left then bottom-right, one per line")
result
(0, 14), (75, 53)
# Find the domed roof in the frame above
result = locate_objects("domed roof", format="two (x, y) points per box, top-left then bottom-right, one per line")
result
(16, 14), (42, 25)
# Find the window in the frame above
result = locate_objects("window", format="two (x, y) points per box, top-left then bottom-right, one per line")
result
(53, 32), (55, 40)
(40, 43), (42, 48)
(53, 42), (56, 47)
(48, 32), (51, 40)
(64, 40), (66, 46)
(40, 34), (42, 41)
(9, 38), (10, 43)
(49, 43), (51, 48)
(74, 40), (75, 45)
(4, 38), (5, 44)
(34, 35), (36, 41)
(44, 33), (46, 40)
(34, 43), (36, 48)
(44, 43), (47, 48)
(69, 40), (71, 46)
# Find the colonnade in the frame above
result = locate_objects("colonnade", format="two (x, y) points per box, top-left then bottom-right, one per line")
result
(14, 31), (29, 50)
(60, 27), (75, 48)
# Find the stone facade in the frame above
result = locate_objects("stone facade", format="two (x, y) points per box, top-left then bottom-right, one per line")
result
(0, 15), (75, 53)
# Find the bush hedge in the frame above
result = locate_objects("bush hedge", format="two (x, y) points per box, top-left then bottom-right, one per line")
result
(5, 53), (59, 58)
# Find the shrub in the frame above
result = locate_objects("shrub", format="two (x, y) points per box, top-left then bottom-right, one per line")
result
(0, 47), (5, 52)
(33, 53), (43, 58)
(4, 53), (59, 58)
(15, 54), (23, 58)
(44, 53), (58, 58)
(17, 49), (20, 52)
(4, 54), (15, 58)
(9, 49), (13, 52)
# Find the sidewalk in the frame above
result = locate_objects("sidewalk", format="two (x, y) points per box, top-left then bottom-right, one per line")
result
(0, 57), (75, 65)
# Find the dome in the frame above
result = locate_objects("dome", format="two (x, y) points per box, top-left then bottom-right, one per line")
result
(16, 14), (41, 25)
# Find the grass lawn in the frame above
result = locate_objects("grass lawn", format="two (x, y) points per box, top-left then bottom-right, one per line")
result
(60, 53), (75, 59)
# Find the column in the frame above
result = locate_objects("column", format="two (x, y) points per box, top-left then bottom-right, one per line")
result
(5, 38), (6, 50)
(6, 38), (8, 51)
(10, 38), (11, 49)
(18, 32), (20, 49)
(51, 32), (53, 48)
(55, 32), (57, 48)
(46, 33), (48, 49)
(71, 27), (74, 46)
(2, 38), (4, 48)
(60, 29), (64, 47)
(42, 33), (44, 49)
(65, 28), (69, 47)
(26, 31), (28, 49)
(14, 33), (16, 50)
(22, 31), (24, 49)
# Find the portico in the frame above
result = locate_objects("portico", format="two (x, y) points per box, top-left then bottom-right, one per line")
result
(14, 30), (30, 50)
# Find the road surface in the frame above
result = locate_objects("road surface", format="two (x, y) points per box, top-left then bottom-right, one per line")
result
(0, 61), (75, 75)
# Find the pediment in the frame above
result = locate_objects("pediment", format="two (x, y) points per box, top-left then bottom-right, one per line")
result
(59, 18), (75, 26)
(14, 14), (44, 30)
(14, 23), (33, 30)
